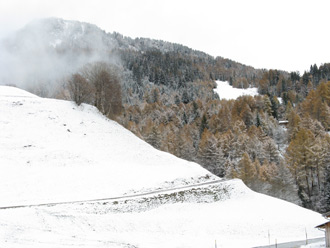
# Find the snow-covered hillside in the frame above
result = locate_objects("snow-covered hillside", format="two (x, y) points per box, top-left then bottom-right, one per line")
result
(214, 80), (259, 100)
(0, 86), (325, 248)
(0, 86), (213, 207)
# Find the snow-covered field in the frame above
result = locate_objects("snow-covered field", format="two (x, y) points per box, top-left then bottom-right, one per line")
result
(214, 80), (259, 100)
(0, 179), (324, 248)
(0, 86), (325, 248)
(301, 242), (326, 248)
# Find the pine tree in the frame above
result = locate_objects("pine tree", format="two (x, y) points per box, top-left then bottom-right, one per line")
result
(151, 88), (160, 104)
(256, 112), (262, 127)
(163, 126), (177, 154)
(182, 91), (190, 104)
(145, 122), (161, 150)
(319, 101), (330, 130)
(270, 96), (279, 120)
(286, 128), (315, 208)
(263, 95), (273, 117)
(218, 129), (234, 159)
(235, 152), (257, 185)
(263, 138), (279, 163)
(177, 127), (196, 161)
(311, 136), (330, 212)
(199, 114), (208, 137)
(197, 129), (225, 176)
(230, 133), (248, 161)
(316, 81), (330, 105)
(259, 159), (275, 182)
(287, 109), (301, 140)
(323, 152), (330, 211)
(218, 104), (231, 132)
(246, 126), (266, 163)
(240, 102), (254, 128)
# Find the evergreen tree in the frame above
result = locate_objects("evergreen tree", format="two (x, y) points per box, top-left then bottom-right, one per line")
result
(235, 152), (257, 185)
(270, 96), (279, 119)
(218, 129), (234, 159)
(263, 138), (279, 163)
(256, 112), (262, 127)
(263, 95), (273, 117)
(177, 126), (196, 161)
(182, 91), (190, 104)
(323, 154), (330, 212)
(145, 123), (161, 149)
(286, 128), (315, 208)
(199, 114), (208, 137)
(319, 101), (330, 130)
(197, 129), (225, 176)
(240, 102), (254, 128)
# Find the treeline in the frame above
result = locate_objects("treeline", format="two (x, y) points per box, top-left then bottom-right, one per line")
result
(115, 36), (263, 92)
(256, 64), (330, 105)
(120, 49), (262, 89)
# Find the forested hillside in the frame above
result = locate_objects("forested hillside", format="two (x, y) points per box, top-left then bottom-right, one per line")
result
(2, 18), (329, 213)
(61, 46), (330, 213)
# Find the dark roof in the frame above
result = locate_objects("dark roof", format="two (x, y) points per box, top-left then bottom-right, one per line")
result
(316, 221), (330, 229)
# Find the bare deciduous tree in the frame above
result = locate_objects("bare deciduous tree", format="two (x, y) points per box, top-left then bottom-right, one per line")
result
(81, 62), (122, 118)
(67, 73), (93, 106)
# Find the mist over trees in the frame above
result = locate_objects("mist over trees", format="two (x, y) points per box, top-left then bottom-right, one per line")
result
(2, 18), (329, 213)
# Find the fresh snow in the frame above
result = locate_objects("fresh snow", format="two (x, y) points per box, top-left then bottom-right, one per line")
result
(214, 80), (259, 100)
(0, 86), (212, 206)
(300, 241), (325, 248)
(0, 86), (325, 248)
(278, 97), (283, 104)
(0, 180), (324, 248)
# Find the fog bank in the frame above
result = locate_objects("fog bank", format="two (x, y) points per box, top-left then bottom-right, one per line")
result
(0, 18), (120, 96)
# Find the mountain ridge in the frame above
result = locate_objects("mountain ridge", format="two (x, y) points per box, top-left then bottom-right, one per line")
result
(0, 17), (263, 91)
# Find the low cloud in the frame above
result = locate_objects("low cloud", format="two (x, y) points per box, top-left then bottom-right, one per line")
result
(0, 18), (120, 96)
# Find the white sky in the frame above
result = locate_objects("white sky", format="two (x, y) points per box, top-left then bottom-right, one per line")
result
(0, 0), (329, 73)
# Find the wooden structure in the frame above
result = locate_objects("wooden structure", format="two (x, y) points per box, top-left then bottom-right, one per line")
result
(278, 120), (289, 126)
(316, 212), (330, 248)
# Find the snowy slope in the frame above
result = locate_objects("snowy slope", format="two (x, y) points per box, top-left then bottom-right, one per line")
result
(0, 86), (325, 248)
(0, 180), (324, 248)
(214, 80), (259, 100)
(0, 86), (213, 206)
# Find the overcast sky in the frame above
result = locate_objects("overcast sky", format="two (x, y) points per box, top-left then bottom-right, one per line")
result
(0, 0), (329, 73)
